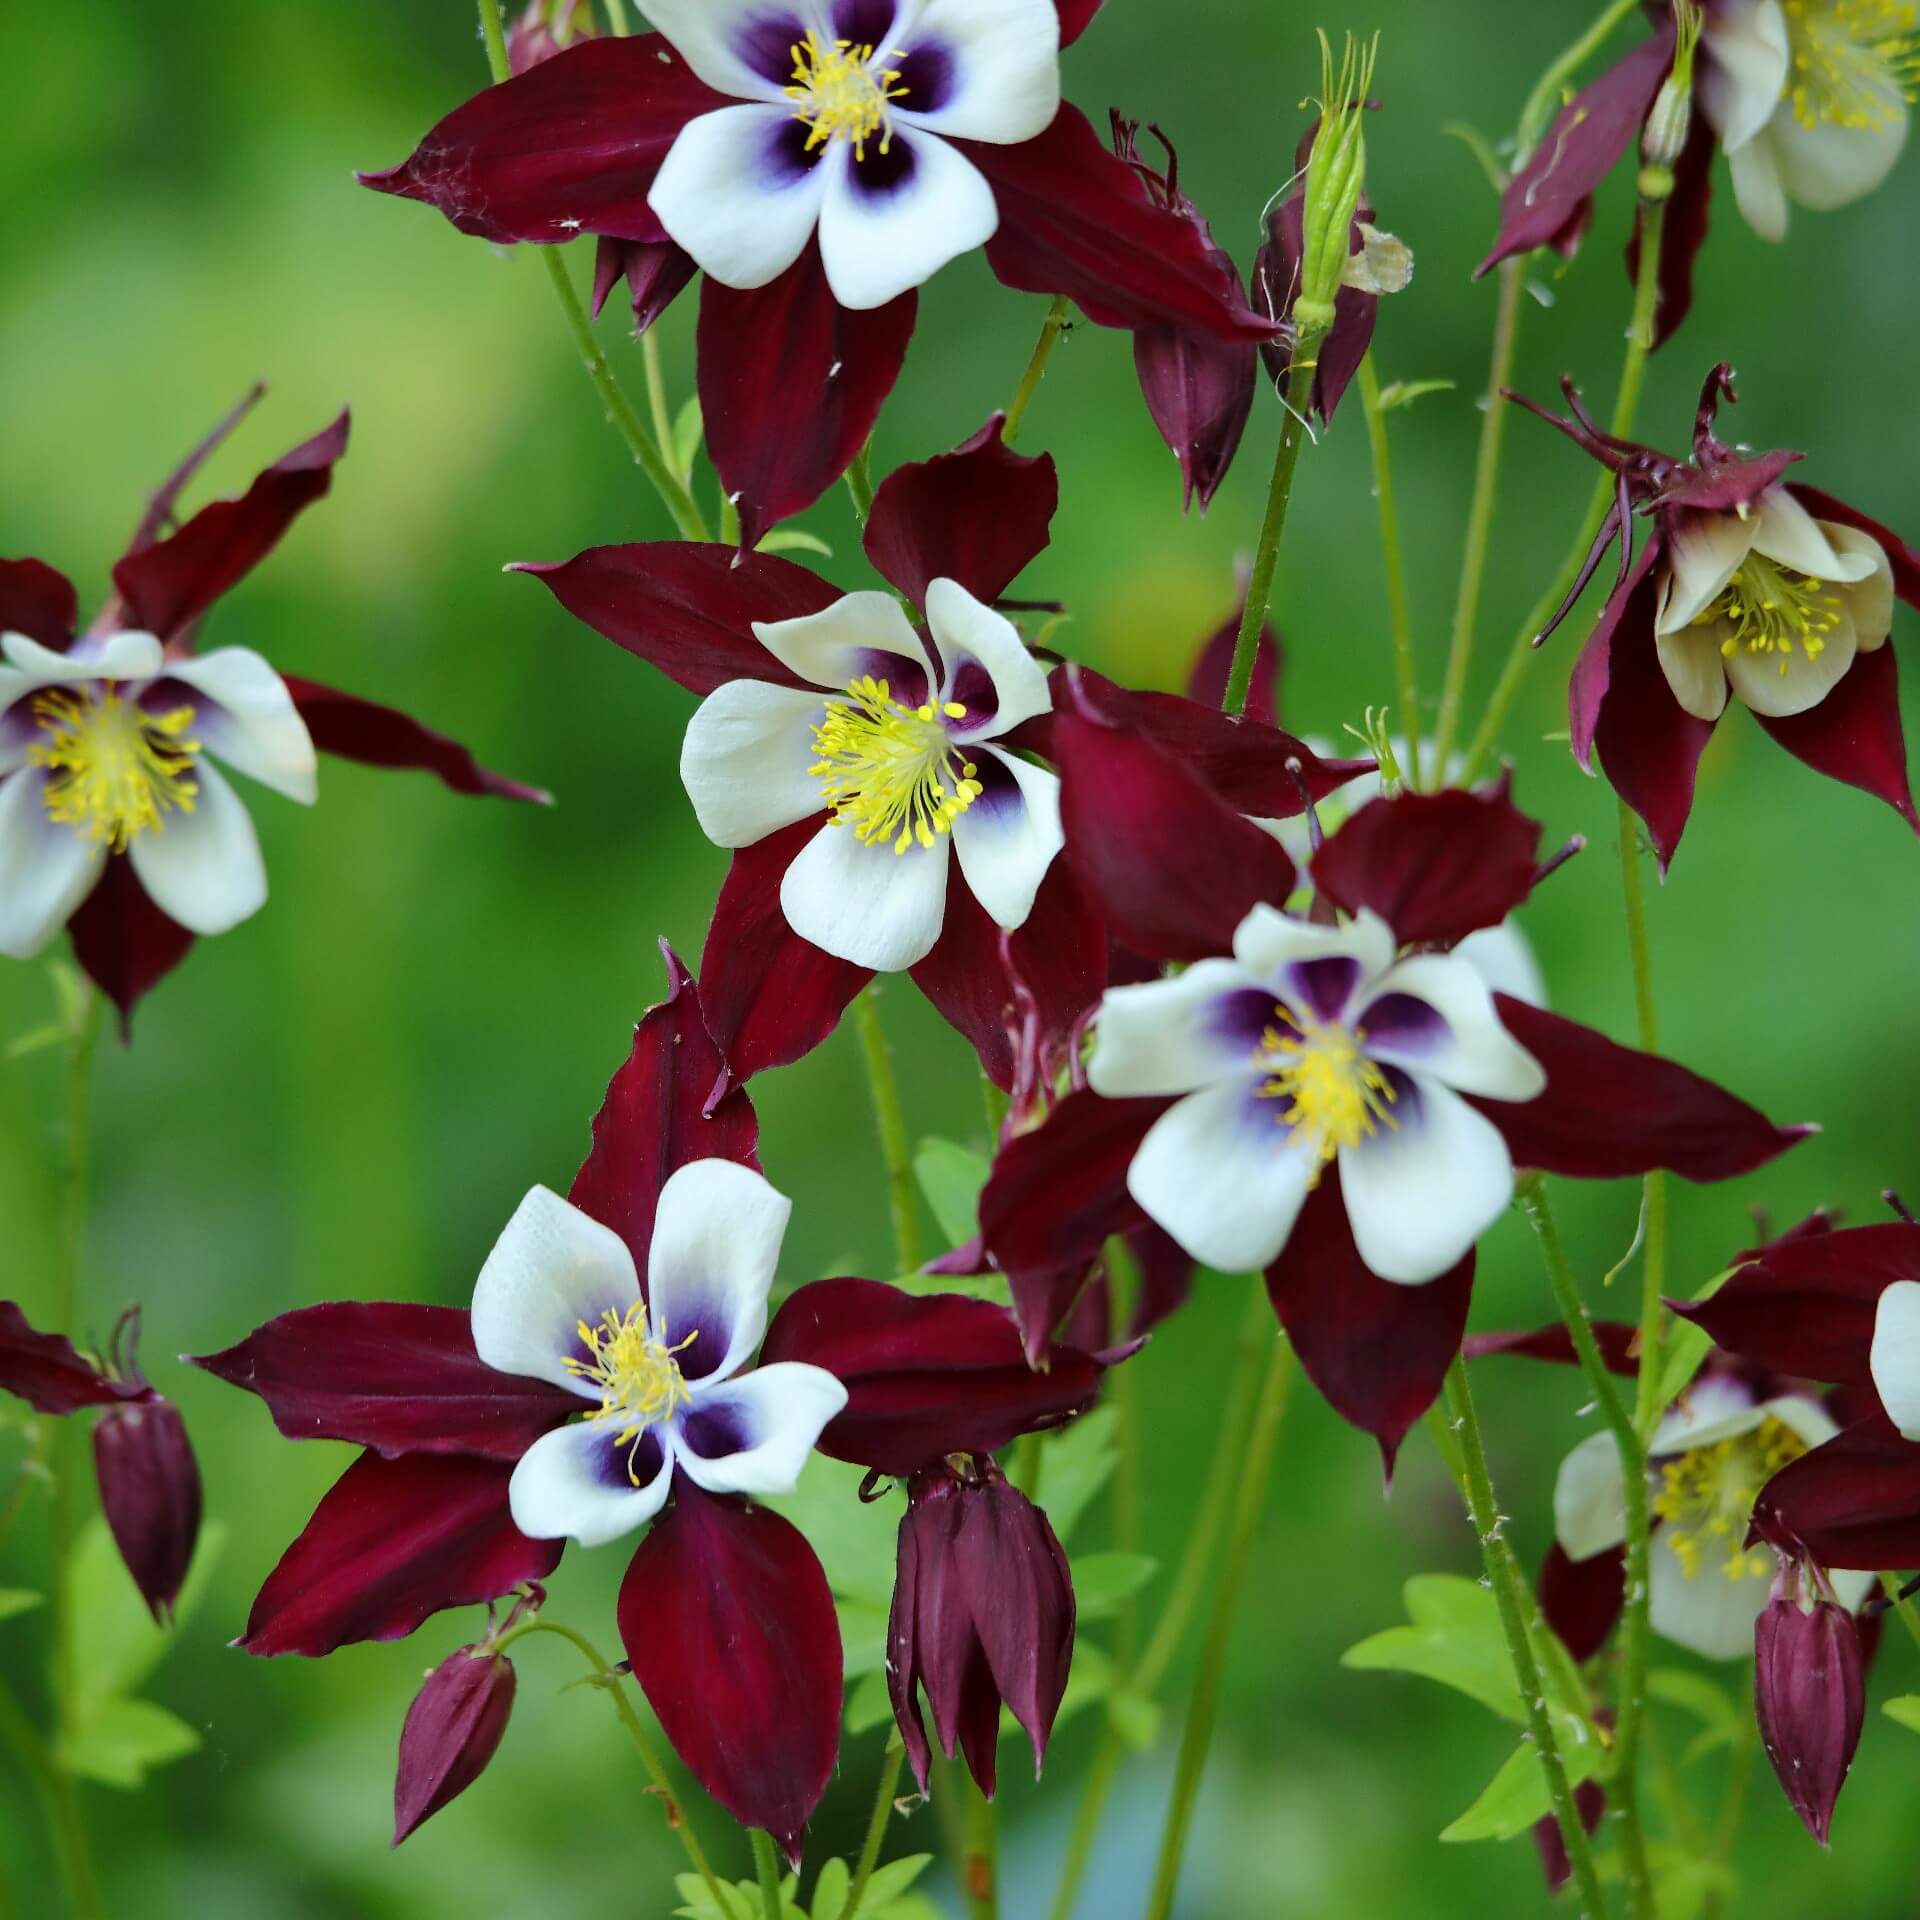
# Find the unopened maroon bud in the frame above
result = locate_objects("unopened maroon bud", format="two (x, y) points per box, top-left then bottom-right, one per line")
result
(92, 1395), (202, 1623)
(1754, 1573), (1865, 1847)
(393, 1646), (517, 1845)
(887, 1459), (1074, 1798)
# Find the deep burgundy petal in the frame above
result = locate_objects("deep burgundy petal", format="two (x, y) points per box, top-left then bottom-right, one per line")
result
(514, 542), (838, 696)
(1126, 1224), (1194, 1338)
(191, 1303), (577, 1460)
(697, 822), (874, 1094)
(699, 251), (917, 550)
(1538, 1541), (1626, 1663)
(1472, 997), (1811, 1182)
(1310, 787), (1543, 947)
(1752, 1416), (1920, 1569)
(240, 1451), (563, 1657)
(93, 1397), (202, 1622)
(0, 1301), (146, 1415)
(1264, 1174), (1473, 1475)
(1787, 484), (1920, 610)
(1569, 536), (1661, 770)
(111, 413), (349, 645)
(970, 105), (1278, 339)
(0, 558), (77, 651)
(886, 1487), (937, 1791)
(1628, 110), (1714, 352)
(910, 865), (1019, 1091)
(618, 1486), (841, 1864)
(357, 36), (723, 245)
(1754, 644), (1919, 831)
(1132, 300), (1258, 510)
(761, 1279), (1111, 1476)
(590, 236), (698, 330)
(66, 859), (195, 1036)
(1185, 609), (1281, 724)
(394, 1646), (517, 1846)
(1462, 1321), (1639, 1377)
(567, 941), (762, 1272)
(281, 676), (548, 803)
(1056, 0), (1103, 43)
(1754, 1591), (1865, 1845)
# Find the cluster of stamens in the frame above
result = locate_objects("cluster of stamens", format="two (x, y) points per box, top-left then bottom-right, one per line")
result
(564, 1304), (697, 1486)
(1651, 1414), (1808, 1582)
(786, 31), (909, 159)
(29, 688), (201, 850)
(1695, 552), (1844, 672)
(810, 676), (982, 855)
(1255, 1003), (1398, 1179)
(1783, 0), (1920, 130)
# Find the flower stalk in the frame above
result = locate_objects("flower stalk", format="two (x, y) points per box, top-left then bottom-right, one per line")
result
(751, 1829), (784, 1920)
(840, 1737), (905, 1920)
(1004, 297), (1074, 446)
(851, 987), (923, 1273)
(1356, 354), (1422, 783)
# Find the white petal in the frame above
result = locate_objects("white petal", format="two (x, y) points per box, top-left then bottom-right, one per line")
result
(471, 1185), (641, 1395)
(1722, 612), (1856, 717)
(1872, 1280), (1920, 1441)
(645, 1159), (792, 1388)
(2, 629), (164, 683)
(1770, 95), (1907, 210)
(1658, 510), (1755, 633)
(1655, 620), (1734, 722)
(816, 128), (997, 310)
(1748, 489), (1861, 582)
(1087, 958), (1264, 1098)
(1337, 1076), (1515, 1285)
(1648, 1527), (1770, 1660)
(508, 1419), (674, 1548)
(671, 1362), (848, 1496)
(1730, 132), (1792, 239)
(636, 0), (799, 101)
(124, 761), (266, 936)
(165, 649), (318, 804)
(0, 771), (106, 959)
(752, 590), (933, 694)
(1356, 952), (1546, 1101)
(1699, 0), (1791, 151)
(1127, 1077), (1318, 1273)
(949, 746), (1061, 930)
(1453, 922), (1548, 1010)
(680, 680), (826, 848)
(779, 816), (950, 969)
(1830, 524), (1895, 649)
(1231, 902), (1397, 988)
(650, 105), (829, 292)
(924, 578), (1052, 738)
(1649, 1374), (1764, 1455)
(891, 0), (1060, 143)
(1555, 1430), (1629, 1560)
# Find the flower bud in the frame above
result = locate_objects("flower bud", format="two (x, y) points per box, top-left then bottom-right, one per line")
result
(92, 1393), (201, 1624)
(1294, 31), (1380, 339)
(1639, 3), (1703, 186)
(393, 1645), (517, 1845)
(1754, 1568), (1865, 1847)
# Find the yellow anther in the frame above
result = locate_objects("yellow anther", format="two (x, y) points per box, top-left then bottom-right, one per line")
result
(1255, 1003), (1398, 1180)
(563, 1305), (697, 1485)
(785, 32), (910, 160)
(1652, 1414), (1808, 1582)
(810, 675), (983, 856)
(1695, 550), (1844, 673)
(29, 689), (201, 851)
(1783, 0), (1919, 129)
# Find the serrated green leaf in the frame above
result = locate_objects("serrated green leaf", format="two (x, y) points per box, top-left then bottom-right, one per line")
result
(810, 1857), (851, 1920)
(913, 1139), (991, 1250)
(1106, 1688), (1162, 1752)
(671, 397), (705, 483)
(765, 1456), (898, 1609)
(1439, 1732), (1604, 1843)
(1069, 1553), (1158, 1620)
(64, 1517), (225, 1726)
(0, 1589), (43, 1625)
(1883, 1695), (1920, 1735)
(58, 1697), (200, 1789)
(1031, 1408), (1117, 1545)
(759, 529), (834, 559)
(845, 1668), (893, 1736)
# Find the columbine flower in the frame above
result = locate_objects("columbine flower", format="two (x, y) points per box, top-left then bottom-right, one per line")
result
(1754, 1561), (1868, 1845)
(1515, 362), (1920, 868)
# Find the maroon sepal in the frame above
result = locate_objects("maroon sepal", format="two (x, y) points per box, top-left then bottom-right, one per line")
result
(761, 1279), (1112, 1477)
(699, 250), (918, 549)
(0, 1302), (149, 1415)
(863, 416), (1057, 609)
(1751, 1415), (1920, 1570)
(1463, 1321), (1639, 1377)
(111, 412), (349, 646)
(1472, 997), (1811, 1182)
(1056, 0), (1103, 43)
(1569, 537), (1662, 769)
(280, 677), (548, 803)
(1627, 110), (1714, 352)
(66, 858), (195, 1036)
(1264, 1174), (1473, 1474)
(590, 235), (697, 331)
(1754, 1572), (1865, 1846)
(1539, 1541), (1627, 1663)
(513, 542), (838, 696)
(93, 1396), (202, 1622)
(0, 558), (78, 650)
(1185, 609), (1281, 724)
(357, 36), (722, 245)
(887, 1460), (1074, 1797)
(394, 1645), (517, 1845)
(1755, 644), (1920, 832)
(968, 104), (1279, 341)
(1251, 194), (1376, 424)
(566, 941), (761, 1264)
(1310, 787), (1543, 947)
(240, 1451), (563, 1657)
(191, 1302), (576, 1461)
(618, 1486), (840, 1865)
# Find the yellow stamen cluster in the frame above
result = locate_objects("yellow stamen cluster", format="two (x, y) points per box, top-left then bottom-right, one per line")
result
(1695, 551), (1844, 674)
(29, 689), (201, 851)
(810, 676), (982, 855)
(563, 1305), (697, 1486)
(1255, 1004), (1398, 1180)
(786, 31), (909, 159)
(1784, 0), (1920, 130)
(1652, 1413), (1809, 1582)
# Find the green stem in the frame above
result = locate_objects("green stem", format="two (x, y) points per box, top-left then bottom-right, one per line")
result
(476, 0), (710, 543)
(845, 439), (876, 527)
(1513, 0), (1647, 163)
(641, 332), (678, 475)
(0, 1672), (100, 1919)
(1443, 1356), (1609, 1919)
(750, 1830), (784, 1919)
(1045, 1729), (1122, 1920)
(1519, 1179), (1656, 1918)
(1003, 297), (1072, 445)
(1223, 353), (1319, 719)
(851, 987), (922, 1273)
(1356, 354), (1422, 785)
(1106, 1239), (1144, 1672)
(1143, 1315), (1294, 1920)
(1878, 1572), (1920, 1651)
(840, 1737), (904, 1920)
(962, 1771), (998, 1920)
(601, 0), (631, 35)
(1701, 1670), (1758, 1920)
(1428, 260), (1523, 778)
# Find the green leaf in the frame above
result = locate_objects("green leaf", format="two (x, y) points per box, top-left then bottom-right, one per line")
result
(63, 1517), (225, 1726)
(1343, 1575), (1526, 1723)
(1643, 1269), (1736, 1439)
(1648, 1845), (1736, 1920)
(845, 1668), (893, 1736)
(1376, 378), (1456, 412)
(0, 1589), (43, 1625)
(672, 1875), (793, 1919)
(1882, 1695), (1920, 1735)
(58, 1697), (200, 1789)
(759, 529), (834, 559)
(837, 1596), (890, 1680)
(1106, 1688), (1163, 1752)
(1069, 1553), (1158, 1620)
(765, 1456), (898, 1609)
(857, 1855), (932, 1911)
(913, 1138), (991, 1249)
(1031, 1408), (1117, 1546)
(810, 1858), (851, 1920)
(1439, 1732), (1604, 1843)
(671, 397), (704, 483)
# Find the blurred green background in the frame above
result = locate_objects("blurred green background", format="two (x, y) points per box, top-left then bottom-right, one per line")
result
(4, 1), (1918, 1913)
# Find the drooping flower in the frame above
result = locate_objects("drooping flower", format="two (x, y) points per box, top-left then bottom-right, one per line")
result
(1514, 362), (1920, 867)
(1754, 1561), (1867, 1845)
(0, 397), (544, 1028)
(361, 1), (1272, 543)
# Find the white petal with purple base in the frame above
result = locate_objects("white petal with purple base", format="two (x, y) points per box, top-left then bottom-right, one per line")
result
(509, 1419), (676, 1548)
(681, 679), (828, 847)
(1357, 954), (1546, 1101)
(124, 760), (268, 937)
(817, 130), (999, 311)
(671, 1362), (849, 1497)
(753, 591), (932, 695)
(924, 578), (1052, 739)
(645, 1159), (793, 1386)
(1089, 959), (1264, 1098)
(949, 745), (1061, 931)
(166, 648), (319, 804)
(0, 770), (107, 960)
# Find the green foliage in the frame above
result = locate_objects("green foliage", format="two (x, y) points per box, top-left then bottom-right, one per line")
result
(0, 1587), (44, 1625)
(1439, 1731), (1605, 1843)
(1882, 1695), (1920, 1735)
(912, 1137), (991, 1249)
(1646, 1667), (1741, 1762)
(673, 1854), (936, 1920)
(1030, 1407), (1118, 1546)
(1070, 1552), (1159, 1620)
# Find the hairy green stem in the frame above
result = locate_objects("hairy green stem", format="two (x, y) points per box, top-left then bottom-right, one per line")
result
(1356, 354), (1422, 783)
(1003, 297), (1073, 444)
(0, 1672), (99, 1919)
(641, 332), (678, 473)
(750, 1830), (784, 1920)
(962, 1770), (999, 1920)
(840, 1737), (905, 1920)
(845, 439), (876, 526)
(1443, 1356), (1609, 1918)
(851, 988), (922, 1273)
